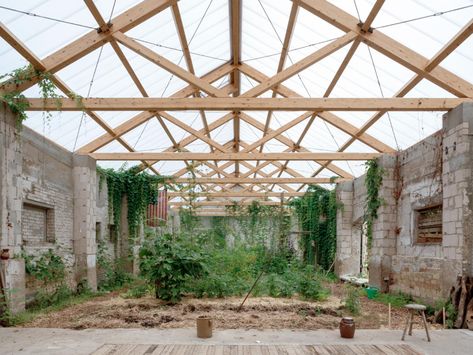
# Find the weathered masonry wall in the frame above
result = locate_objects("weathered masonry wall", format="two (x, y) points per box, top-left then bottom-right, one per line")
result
(335, 103), (473, 303)
(0, 104), (120, 313)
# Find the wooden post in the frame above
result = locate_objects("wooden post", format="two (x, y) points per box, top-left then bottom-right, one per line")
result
(443, 307), (446, 329)
(388, 303), (391, 329)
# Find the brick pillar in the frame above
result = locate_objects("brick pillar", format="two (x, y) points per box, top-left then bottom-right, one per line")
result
(0, 104), (25, 314)
(441, 103), (473, 291)
(72, 154), (97, 291)
(369, 155), (397, 292)
(335, 181), (361, 276)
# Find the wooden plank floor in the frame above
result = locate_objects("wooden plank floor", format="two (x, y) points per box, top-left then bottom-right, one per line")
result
(92, 344), (423, 355)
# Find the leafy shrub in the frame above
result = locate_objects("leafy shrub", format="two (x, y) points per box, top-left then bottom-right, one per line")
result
(139, 234), (205, 302)
(344, 285), (362, 315)
(122, 280), (149, 299)
(266, 273), (294, 298)
(297, 266), (327, 301)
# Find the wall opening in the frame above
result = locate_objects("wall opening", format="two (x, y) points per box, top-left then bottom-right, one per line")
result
(415, 204), (443, 244)
(22, 202), (55, 244)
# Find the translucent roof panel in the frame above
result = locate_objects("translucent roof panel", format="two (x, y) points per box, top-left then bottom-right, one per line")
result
(1, 0), (472, 188)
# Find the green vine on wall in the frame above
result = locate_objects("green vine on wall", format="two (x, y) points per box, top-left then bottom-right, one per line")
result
(0, 65), (83, 129)
(97, 166), (170, 240)
(364, 159), (384, 248)
(291, 185), (338, 270)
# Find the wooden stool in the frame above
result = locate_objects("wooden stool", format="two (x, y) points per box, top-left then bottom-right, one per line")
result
(401, 304), (431, 342)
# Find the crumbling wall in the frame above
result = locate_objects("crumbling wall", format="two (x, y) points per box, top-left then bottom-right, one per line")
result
(0, 105), (123, 313)
(335, 103), (473, 303)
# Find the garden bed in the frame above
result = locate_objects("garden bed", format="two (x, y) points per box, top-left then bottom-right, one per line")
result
(19, 284), (442, 331)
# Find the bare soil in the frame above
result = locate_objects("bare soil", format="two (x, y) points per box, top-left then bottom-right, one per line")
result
(21, 284), (442, 330)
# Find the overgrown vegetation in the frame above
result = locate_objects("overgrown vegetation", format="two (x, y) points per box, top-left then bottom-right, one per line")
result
(96, 238), (133, 291)
(364, 159), (384, 248)
(291, 185), (338, 270)
(97, 166), (170, 240)
(139, 225), (331, 303)
(139, 233), (205, 303)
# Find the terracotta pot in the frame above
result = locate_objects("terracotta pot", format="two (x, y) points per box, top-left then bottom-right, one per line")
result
(339, 317), (355, 338)
(196, 316), (213, 338)
(0, 249), (10, 260)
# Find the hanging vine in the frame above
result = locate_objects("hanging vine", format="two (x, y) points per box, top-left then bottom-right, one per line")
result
(97, 166), (170, 240)
(364, 159), (384, 248)
(0, 65), (83, 128)
(291, 185), (338, 270)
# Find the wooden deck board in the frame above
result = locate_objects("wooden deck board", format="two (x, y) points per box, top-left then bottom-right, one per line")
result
(92, 344), (423, 355)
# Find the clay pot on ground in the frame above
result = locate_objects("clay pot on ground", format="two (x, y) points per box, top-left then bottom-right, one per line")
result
(0, 249), (10, 260)
(196, 316), (213, 338)
(339, 317), (356, 338)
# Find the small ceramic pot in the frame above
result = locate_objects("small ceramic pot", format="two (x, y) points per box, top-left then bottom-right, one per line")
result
(339, 317), (355, 338)
(196, 316), (213, 338)
(0, 248), (10, 260)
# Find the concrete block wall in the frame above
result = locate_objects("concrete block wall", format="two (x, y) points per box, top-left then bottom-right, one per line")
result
(336, 103), (473, 303)
(0, 105), (124, 313)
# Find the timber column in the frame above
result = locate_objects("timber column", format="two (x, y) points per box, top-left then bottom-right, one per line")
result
(72, 154), (98, 291)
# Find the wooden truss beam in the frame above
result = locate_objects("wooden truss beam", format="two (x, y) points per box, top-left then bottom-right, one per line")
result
(298, 0), (473, 98)
(307, 17), (473, 185)
(25, 97), (470, 111)
(77, 62), (233, 153)
(168, 192), (305, 198)
(0, 0), (176, 93)
(0, 22), (162, 175)
(88, 152), (381, 161)
(169, 201), (283, 206)
(172, 177), (344, 184)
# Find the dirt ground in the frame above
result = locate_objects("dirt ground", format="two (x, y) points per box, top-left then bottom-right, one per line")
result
(21, 284), (442, 330)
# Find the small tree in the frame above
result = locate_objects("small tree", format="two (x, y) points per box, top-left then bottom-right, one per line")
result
(139, 234), (205, 303)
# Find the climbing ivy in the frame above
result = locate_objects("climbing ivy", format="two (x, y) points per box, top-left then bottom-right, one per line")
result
(0, 65), (62, 127)
(291, 185), (338, 270)
(364, 159), (384, 248)
(97, 166), (170, 240)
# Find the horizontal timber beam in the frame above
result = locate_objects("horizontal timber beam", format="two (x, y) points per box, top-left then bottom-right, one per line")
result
(23, 98), (470, 112)
(88, 152), (381, 161)
(171, 177), (345, 184)
(168, 192), (306, 198)
(169, 201), (284, 206)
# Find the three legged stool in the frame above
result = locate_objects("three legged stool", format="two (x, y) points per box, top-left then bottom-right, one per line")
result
(401, 303), (431, 342)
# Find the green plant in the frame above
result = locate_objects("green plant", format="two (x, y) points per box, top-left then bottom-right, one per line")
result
(23, 249), (66, 284)
(97, 166), (170, 240)
(297, 266), (328, 301)
(0, 65), (64, 128)
(291, 185), (339, 269)
(122, 280), (149, 299)
(139, 234), (205, 302)
(364, 159), (384, 248)
(373, 291), (413, 308)
(344, 285), (362, 315)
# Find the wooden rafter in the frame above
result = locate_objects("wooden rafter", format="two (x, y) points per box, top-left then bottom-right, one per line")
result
(168, 192), (306, 198)
(0, 22), (162, 175)
(298, 0), (473, 98)
(230, 0), (242, 177)
(172, 177), (343, 184)
(306, 17), (473, 186)
(0, 0), (176, 94)
(253, 0), (299, 180)
(269, 0), (386, 187)
(24, 97), (470, 111)
(170, 201), (285, 206)
(77, 63), (233, 153)
(171, 3), (222, 178)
